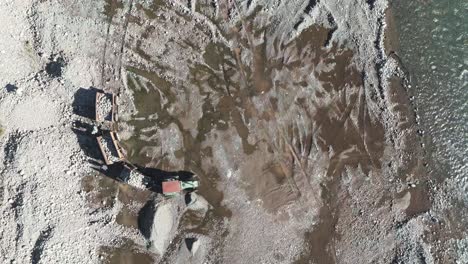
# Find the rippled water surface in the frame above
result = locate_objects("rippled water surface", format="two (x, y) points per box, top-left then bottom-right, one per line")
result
(394, 0), (467, 181)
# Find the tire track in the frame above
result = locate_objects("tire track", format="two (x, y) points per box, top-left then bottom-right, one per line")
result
(117, 0), (134, 83)
(100, 17), (112, 87)
(100, 0), (135, 94)
(2, 133), (26, 254)
(11, 183), (26, 255)
(26, 1), (42, 54)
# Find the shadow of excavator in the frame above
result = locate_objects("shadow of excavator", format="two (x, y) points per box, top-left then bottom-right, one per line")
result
(134, 166), (195, 193)
(71, 87), (102, 163)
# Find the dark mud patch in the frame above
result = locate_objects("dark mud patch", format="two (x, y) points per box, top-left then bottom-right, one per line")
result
(123, 65), (233, 219)
(82, 170), (153, 227)
(387, 77), (414, 132)
(287, 12), (386, 263)
(383, 7), (399, 54)
(123, 0), (384, 216)
(123, 63), (234, 259)
(294, 169), (342, 264)
(103, 0), (124, 22)
(115, 2), (422, 262)
(405, 185), (431, 217)
(100, 239), (155, 264)
(81, 174), (119, 209)
(83, 174), (156, 261)
(116, 207), (138, 227)
(116, 184), (152, 228)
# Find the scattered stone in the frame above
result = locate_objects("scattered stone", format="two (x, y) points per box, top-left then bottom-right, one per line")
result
(5, 84), (18, 92)
(45, 55), (66, 78)
(96, 93), (113, 121)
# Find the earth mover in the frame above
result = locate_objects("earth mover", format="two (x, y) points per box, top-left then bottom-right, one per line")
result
(162, 176), (199, 197)
(92, 89), (200, 197)
(120, 162), (199, 198)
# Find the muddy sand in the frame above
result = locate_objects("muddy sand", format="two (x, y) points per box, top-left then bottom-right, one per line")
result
(0, 0), (464, 263)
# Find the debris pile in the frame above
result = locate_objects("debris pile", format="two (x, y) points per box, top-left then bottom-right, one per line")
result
(96, 93), (113, 121)
(120, 168), (147, 190)
(98, 133), (120, 163)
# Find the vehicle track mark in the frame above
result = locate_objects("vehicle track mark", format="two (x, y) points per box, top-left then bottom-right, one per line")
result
(3, 132), (23, 167)
(100, 12), (113, 88)
(101, 0), (134, 94)
(117, 0), (135, 85)
(31, 225), (55, 264)
(12, 183), (26, 253)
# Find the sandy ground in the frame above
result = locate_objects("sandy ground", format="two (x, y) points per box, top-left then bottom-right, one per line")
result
(0, 0), (465, 263)
(0, 0), (141, 263)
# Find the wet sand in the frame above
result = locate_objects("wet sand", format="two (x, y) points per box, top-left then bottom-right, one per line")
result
(87, 0), (436, 263)
(117, 2), (398, 262)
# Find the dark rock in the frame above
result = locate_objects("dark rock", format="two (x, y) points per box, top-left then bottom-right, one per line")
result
(5, 84), (17, 92)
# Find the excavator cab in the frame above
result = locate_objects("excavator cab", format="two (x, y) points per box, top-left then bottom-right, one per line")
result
(162, 175), (199, 197)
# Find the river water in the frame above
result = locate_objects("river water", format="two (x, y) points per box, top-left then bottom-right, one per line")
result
(393, 0), (467, 188)
(392, 1), (468, 260)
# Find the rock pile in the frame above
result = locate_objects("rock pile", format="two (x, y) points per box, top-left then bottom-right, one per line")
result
(96, 93), (112, 121)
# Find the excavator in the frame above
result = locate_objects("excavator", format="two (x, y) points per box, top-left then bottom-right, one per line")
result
(92, 89), (199, 198)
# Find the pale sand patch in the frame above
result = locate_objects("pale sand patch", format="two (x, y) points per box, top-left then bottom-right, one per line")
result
(8, 97), (60, 131)
(150, 202), (176, 255)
